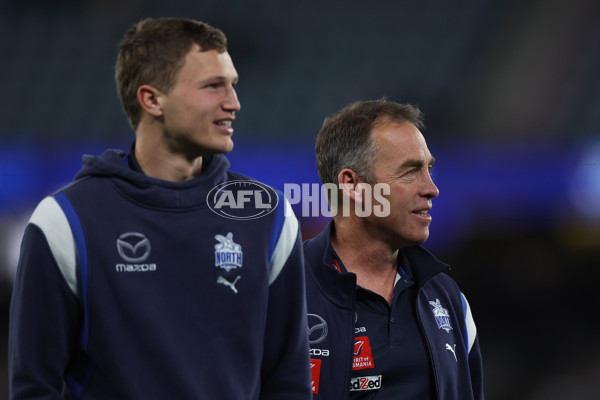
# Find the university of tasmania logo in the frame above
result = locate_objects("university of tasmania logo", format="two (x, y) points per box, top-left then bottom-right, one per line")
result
(214, 233), (243, 271)
(429, 298), (453, 333)
(353, 336), (375, 370)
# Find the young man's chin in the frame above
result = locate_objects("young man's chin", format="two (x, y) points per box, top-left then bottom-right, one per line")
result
(200, 139), (234, 155)
(217, 140), (234, 154)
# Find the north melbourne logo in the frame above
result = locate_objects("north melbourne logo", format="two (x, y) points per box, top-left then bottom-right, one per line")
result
(207, 180), (279, 220)
(429, 299), (453, 333)
(214, 233), (243, 271)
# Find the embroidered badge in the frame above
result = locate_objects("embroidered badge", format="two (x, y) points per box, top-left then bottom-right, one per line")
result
(353, 336), (375, 370)
(214, 233), (243, 271)
(429, 298), (453, 333)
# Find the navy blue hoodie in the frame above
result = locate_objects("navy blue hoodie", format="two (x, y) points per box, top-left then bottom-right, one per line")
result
(304, 222), (484, 399)
(9, 149), (311, 399)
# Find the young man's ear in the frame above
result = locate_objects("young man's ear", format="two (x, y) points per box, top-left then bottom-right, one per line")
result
(137, 85), (164, 117)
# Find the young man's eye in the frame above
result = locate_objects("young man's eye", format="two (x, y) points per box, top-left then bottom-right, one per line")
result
(204, 81), (223, 89)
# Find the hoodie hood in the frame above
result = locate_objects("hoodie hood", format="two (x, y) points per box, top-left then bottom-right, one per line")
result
(73, 148), (231, 209)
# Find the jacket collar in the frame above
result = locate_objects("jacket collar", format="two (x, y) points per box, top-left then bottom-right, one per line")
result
(304, 220), (450, 295)
(304, 221), (357, 309)
(402, 243), (451, 286)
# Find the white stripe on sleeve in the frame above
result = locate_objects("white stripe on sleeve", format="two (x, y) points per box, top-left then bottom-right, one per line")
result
(462, 292), (477, 354)
(29, 196), (79, 296)
(268, 198), (299, 285)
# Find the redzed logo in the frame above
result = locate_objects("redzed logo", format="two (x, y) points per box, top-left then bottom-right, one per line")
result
(349, 375), (382, 391)
(353, 336), (375, 370)
(310, 359), (322, 394)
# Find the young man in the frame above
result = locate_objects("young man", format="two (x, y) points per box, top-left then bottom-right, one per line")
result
(305, 99), (484, 399)
(9, 17), (311, 399)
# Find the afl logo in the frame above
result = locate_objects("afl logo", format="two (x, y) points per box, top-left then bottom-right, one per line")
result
(116, 232), (151, 263)
(307, 313), (328, 344)
(207, 180), (279, 220)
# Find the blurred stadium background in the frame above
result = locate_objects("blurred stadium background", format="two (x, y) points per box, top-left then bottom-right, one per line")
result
(1, 0), (600, 398)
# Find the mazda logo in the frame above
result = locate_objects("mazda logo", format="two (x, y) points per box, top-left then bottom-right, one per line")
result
(307, 313), (328, 344)
(116, 232), (151, 263)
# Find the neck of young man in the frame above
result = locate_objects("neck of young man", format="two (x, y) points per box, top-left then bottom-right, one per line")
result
(135, 126), (204, 182)
(331, 216), (401, 305)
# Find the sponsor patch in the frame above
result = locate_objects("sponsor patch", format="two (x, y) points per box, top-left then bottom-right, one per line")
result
(307, 313), (328, 344)
(310, 359), (322, 394)
(429, 298), (453, 333)
(353, 336), (375, 370)
(349, 375), (382, 391)
(115, 232), (157, 272)
(214, 233), (243, 271)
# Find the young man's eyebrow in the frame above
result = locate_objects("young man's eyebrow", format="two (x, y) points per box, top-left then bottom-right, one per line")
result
(199, 75), (239, 85)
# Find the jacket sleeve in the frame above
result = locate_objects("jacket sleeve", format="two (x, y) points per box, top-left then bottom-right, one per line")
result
(461, 293), (484, 400)
(9, 198), (81, 399)
(260, 196), (311, 399)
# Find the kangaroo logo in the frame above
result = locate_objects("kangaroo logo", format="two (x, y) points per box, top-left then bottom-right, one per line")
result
(429, 298), (453, 333)
(217, 275), (241, 293)
(214, 233), (243, 271)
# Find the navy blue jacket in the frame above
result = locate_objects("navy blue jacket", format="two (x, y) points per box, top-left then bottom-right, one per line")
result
(9, 149), (311, 399)
(304, 222), (484, 399)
